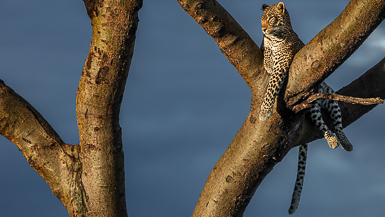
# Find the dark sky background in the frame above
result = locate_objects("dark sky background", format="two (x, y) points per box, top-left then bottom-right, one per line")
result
(1, 0), (385, 216)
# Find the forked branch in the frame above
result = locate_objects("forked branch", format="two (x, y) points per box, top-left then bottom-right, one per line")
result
(0, 0), (143, 216)
(0, 80), (85, 215)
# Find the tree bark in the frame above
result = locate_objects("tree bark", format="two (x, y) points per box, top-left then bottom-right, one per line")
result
(177, 0), (264, 87)
(75, 0), (142, 216)
(178, 0), (385, 216)
(0, 0), (142, 216)
(0, 80), (84, 215)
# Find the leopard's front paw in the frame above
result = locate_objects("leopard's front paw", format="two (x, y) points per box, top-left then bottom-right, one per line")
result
(259, 107), (273, 121)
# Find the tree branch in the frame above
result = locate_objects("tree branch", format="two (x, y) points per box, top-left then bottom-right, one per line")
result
(338, 57), (385, 127)
(177, 0), (264, 87)
(292, 93), (384, 113)
(285, 0), (385, 107)
(0, 80), (86, 216)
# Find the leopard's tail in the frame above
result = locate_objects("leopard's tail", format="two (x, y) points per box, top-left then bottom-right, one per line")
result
(288, 144), (308, 214)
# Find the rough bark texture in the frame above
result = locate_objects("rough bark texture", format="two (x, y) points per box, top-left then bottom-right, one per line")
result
(178, 0), (385, 216)
(0, 80), (84, 214)
(177, 0), (265, 87)
(75, 0), (142, 216)
(0, 0), (142, 216)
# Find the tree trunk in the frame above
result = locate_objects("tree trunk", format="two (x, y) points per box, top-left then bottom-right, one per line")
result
(75, 0), (142, 215)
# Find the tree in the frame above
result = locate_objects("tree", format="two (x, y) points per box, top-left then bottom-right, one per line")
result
(1, 0), (142, 216)
(0, 0), (384, 216)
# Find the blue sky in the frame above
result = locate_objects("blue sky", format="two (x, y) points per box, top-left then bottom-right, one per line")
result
(1, 0), (385, 216)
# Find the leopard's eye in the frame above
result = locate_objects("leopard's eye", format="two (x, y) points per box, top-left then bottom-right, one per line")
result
(268, 17), (276, 25)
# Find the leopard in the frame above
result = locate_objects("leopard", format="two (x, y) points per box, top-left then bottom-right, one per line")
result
(259, 2), (353, 214)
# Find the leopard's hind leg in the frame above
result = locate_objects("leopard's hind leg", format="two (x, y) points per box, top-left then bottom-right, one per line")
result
(309, 102), (340, 149)
(324, 100), (353, 151)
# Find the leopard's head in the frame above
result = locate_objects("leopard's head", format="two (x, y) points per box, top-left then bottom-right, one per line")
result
(261, 2), (292, 39)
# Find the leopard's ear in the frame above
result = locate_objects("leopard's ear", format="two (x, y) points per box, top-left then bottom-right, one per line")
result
(262, 4), (269, 11)
(277, 2), (285, 14)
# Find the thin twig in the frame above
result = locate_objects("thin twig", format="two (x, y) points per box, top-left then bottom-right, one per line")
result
(292, 93), (384, 113)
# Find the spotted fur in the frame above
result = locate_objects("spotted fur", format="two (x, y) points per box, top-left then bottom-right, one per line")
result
(309, 82), (353, 152)
(259, 2), (353, 214)
(259, 2), (303, 121)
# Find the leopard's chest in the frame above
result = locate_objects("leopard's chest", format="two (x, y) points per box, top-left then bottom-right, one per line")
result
(263, 37), (287, 74)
